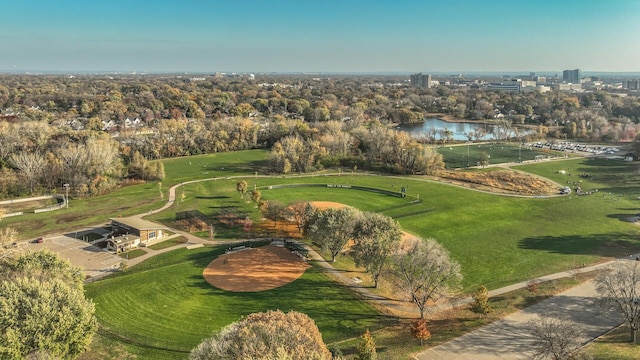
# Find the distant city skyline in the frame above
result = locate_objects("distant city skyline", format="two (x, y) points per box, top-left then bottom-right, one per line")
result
(1, 0), (639, 74)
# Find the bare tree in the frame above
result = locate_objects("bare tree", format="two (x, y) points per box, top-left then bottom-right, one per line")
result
(389, 237), (462, 319)
(595, 261), (640, 343)
(9, 152), (45, 194)
(528, 316), (585, 360)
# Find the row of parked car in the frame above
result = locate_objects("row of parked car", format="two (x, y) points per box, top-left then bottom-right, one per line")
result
(528, 142), (620, 155)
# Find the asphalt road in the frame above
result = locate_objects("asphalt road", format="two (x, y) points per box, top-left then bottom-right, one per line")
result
(415, 277), (623, 360)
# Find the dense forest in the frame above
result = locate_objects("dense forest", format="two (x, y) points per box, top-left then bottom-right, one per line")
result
(1, 74), (639, 199)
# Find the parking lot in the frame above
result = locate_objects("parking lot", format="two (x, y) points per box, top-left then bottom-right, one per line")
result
(26, 233), (123, 280)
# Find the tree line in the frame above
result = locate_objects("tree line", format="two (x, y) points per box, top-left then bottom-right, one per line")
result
(2, 74), (639, 138)
(2, 73), (640, 198)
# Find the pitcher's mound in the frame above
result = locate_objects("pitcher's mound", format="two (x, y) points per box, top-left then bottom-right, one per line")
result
(203, 245), (310, 292)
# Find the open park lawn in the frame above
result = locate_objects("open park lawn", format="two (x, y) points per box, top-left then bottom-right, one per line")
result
(437, 142), (562, 169)
(10, 148), (638, 357)
(148, 155), (640, 291)
(256, 170), (640, 290)
(84, 245), (389, 359)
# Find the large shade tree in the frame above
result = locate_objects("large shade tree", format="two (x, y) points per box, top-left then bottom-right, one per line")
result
(305, 207), (360, 262)
(352, 212), (402, 288)
(190, 310), (331, 360)
(0, 250), (97, 359)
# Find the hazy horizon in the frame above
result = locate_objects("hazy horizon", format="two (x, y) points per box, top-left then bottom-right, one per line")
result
(2, 0), (639, 74)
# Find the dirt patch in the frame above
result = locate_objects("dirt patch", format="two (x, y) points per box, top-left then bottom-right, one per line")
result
(203, 245), (310, 292)
(56, 213), (92, 224)
(308, 201), (350, 210)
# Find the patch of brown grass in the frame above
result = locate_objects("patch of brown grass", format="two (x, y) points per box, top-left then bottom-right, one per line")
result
(437, 168), (558, 195)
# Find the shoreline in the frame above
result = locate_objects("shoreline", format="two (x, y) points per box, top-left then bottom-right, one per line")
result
(424, 113), (476, 123)
(421, 113), (538, 131)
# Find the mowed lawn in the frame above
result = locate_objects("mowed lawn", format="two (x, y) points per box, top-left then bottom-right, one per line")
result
(85, 245), (388, 357)
(4, 150), (271, 241)
(148, 157), (640, 291)
(81, 151), (640, 358)
(255, 165), (640, 291)
(437, 142), (561, 168)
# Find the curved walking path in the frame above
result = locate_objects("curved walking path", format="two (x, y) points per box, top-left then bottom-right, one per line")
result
(72, 166), (632, 356)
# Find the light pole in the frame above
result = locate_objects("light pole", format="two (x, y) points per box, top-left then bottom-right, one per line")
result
(63, 184), (69, 209)
(519, 142), (522, 163)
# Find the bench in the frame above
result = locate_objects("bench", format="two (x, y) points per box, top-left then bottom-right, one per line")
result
(292, 250), (308, 260)
(225, 245), (248, 254)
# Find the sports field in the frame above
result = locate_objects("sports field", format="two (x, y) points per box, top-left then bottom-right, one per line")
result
(66, 149), (640, 358)
(85, 245), (389, 359)
(437, 142), (561, 168)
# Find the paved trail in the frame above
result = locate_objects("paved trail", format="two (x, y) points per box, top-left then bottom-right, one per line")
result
(415, 276), (623, 360)
(63, 170), (632, 357)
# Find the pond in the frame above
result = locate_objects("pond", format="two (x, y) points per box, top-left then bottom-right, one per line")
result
(397, 118), (526, 141)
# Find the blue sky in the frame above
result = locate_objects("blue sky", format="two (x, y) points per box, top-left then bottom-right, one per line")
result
(1, 0), (639, 73)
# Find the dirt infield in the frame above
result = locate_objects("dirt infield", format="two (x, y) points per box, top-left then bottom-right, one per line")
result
(309, 201), (349, 210)
(203, 245), (310, 292)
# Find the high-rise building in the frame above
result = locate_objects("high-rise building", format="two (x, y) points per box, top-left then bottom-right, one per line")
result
(410, 73), (431, 88)
(562, 69), (580, 83)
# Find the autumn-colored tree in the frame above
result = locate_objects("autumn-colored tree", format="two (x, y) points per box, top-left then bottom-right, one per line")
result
(0, 226), (17, 260)
(471, 285), (492, 314)
(261, 200), (286, 229)
(251, 189), (262, 204)
(410, 318), (432, 345)
(356, 329), (377, 360)
(236, 180), (248, 198)
(190, 310), (331, 360)
(243, 217), (253, 235)
(285, 201), (311, 233)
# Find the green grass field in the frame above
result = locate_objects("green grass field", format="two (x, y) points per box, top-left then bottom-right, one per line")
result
(8, 147), (639, 358)
(85, 245), (389, 359)
(147, 236), (188, 250)
(143, 155), (640, 291)
(3, 150), (271, 241)
(172, 167), (639, 290)
(437, 143), (561, 168)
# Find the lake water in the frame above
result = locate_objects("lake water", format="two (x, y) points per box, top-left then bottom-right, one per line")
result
(397, 118), (504, 141)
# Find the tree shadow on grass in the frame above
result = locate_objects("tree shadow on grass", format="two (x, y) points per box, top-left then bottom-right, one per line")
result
(195, 195), (230, 200)
(607, 213), (640, 222)
(518, 232), (640, 257)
